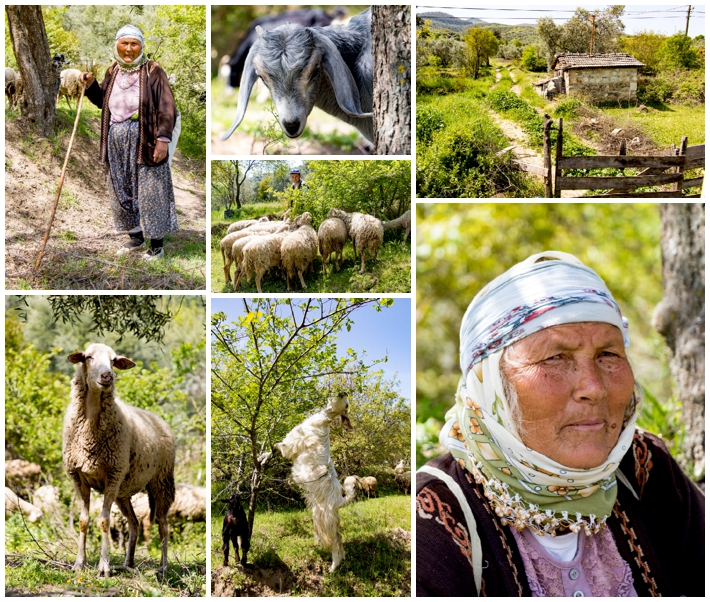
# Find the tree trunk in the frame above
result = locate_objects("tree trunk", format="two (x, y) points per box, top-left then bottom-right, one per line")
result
(372, 5), (411, 155)
(6, 5), (57, 137)
(652, 203), (705, 479)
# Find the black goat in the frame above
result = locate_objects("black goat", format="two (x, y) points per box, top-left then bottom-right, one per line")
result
(222, 493), (250, 566)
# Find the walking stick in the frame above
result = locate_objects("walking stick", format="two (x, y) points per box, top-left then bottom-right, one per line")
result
(34, 84), (86, 271)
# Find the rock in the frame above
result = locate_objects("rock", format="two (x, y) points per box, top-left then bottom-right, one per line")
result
(637, 104), (648, 112)
(611, 128), (623, 136)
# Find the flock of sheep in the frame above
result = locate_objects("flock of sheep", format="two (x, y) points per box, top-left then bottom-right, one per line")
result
(219, 208), (411, 292)
(5, 67), (84, 110)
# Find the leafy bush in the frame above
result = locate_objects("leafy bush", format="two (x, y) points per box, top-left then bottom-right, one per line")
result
(521, 45), (547, 72)
(417, 69), (478, 96)
(553, 97), (585, 120)
(416, 107), (445, 144)
(499, 44), (522, 60)
(639, 68), (705, 105)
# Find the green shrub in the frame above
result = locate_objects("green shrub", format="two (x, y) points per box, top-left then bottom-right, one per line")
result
(553, 97), (585, 120)
(416, 107), (446, 144)
(521, 45), (547, 72)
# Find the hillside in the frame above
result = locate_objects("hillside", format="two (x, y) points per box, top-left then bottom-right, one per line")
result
(5, 110), (206, 290)
(417, 11), (538, 44)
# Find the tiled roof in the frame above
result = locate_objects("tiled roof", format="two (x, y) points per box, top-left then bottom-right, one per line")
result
(552, 53), (645, 70)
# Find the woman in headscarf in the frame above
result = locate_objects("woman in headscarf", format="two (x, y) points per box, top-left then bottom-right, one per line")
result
(80, 25), (178, 260)
(416, 251), (704, 597)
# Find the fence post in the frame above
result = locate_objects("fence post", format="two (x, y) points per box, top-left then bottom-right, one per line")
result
(674, 136), (688, 192)
(554, 118), (563, 198)
(543, 114), (553, 198)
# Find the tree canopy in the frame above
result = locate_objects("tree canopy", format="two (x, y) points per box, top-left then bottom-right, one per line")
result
(463, 27), (499, 79)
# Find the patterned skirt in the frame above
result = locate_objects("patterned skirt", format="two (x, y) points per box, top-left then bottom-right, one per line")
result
(106, 120), (179, 240)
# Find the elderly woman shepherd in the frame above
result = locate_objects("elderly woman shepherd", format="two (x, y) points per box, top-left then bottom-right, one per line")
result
(80, 25), (178, 260)
(416, 251), (704, 597)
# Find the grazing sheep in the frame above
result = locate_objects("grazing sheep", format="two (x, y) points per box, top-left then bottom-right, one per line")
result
(5, 487), (43, 522)
(222, 493), (250, 567)
(57, 68), (83, 110)
(328, 208), (384, 273)
(318, 217), (348, 274)
(276, 393), (355, 572)
(281, 212), (318, 291)
(63, 343), (175, 578)
(238, 230), (290, 293)
(343, 475), (361, 500)
(5, 67), (18, 107)
(383, 209), (411, 241)
(223, 8), (374, 142)
(395, 471), (411, 494)
(221, 221), (292, 284)
(5, 459), (42, 494)
(32, 485), (62, 515)
(359, 476), (377, 498)
(226, 215), (270, 235)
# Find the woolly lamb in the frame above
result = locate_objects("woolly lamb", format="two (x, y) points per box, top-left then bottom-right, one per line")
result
(237, 230), (290, 292)
(220, 221), (292, 284)
(222, 493), (250, 566)
(281, 212), (318, 291)
(58, 68), (83, 110)
(63, 343), (175, 577)
(226, 216), (270, 235)
(5, 487), (43, 522)
(327, 209), (383, 273)
(318, 217), (348, 274)
(383, 209), (411, 241)
(359, 476), (377, 498)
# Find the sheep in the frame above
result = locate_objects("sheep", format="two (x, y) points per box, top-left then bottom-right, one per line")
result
(395, 471), (411, 494)
(5, 487), (43, 522)
(359, 476), (377, 498)
(281, 212), (319, 291)
(5, 459), (42, 494)
(328, 208), (384, 273)
(343, 475), (361, 500)
(318, 217), (348, 274)
(57, 68), (83, 110)
(223, 7), (374, 142)
(226, 215), (270, 235)
(63, 343), (175, 578)
(32, 485), (62, 515)
(383, 209), (411, 241)
(221, 221), (293, 284)
(5, 67), (18, 107)
(238, 229), (291, 293)
(222, 493), (250, 567)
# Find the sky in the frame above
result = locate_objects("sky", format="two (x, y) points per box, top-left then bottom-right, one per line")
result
(211, 298), (412, 401)
(416, 4), (706, 37)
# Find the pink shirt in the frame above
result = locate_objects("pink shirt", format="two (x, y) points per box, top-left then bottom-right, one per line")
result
(109, 70), (170, 142)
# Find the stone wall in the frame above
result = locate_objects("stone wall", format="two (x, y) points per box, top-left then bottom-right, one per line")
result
(557, 67), (639, 102)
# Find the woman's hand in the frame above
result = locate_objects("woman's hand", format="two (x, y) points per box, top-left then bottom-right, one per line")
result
(79, 72), (94, 87)
(153, 140), (169, 163)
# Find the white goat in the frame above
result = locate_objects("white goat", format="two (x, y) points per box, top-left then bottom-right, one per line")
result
(223, 8), (374, 142)
(63, 343), (175, 577)
(276, 393), (354, 572)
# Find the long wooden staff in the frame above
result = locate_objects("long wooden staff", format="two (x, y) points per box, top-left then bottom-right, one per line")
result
(34, 84), (86, 270)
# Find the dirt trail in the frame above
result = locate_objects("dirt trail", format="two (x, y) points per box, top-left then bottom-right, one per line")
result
(5, 116), (206, 289)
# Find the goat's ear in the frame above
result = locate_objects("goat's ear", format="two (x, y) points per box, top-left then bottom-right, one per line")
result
(313, 30), (373, 118)
(113, 356), (136, 370)
(255, 25), (265, 37)
(67, 351), (85, 364)
(222, 44), (260, 140)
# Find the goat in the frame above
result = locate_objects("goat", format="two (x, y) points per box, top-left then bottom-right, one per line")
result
(223, 7), (374, 142)
(276, 393), (355, 572)
(222, 492), (251, 567)
(63, 343), (175, 577)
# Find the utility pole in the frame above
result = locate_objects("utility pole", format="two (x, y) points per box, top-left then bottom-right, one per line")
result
(685, 5), (692, 36)
(588, 13), (596, 54)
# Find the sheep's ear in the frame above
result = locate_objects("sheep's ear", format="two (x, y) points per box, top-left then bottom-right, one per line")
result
(222, 44), (260, 141)
(113, 356), (136, 370)
(67, 351), (85, 364)
(312, 29), (373, 118)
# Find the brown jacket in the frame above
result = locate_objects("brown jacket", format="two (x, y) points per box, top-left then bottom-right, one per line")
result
(86, 60), (176, 167)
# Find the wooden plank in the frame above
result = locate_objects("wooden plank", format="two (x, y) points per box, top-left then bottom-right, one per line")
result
(496, 145), (516, 156)
(558, 173), (684, 190)
(685, 144), (705, 161)
(543, 116), (552, 198)
(511, 160), (548, 177)
(685, 157), (705, 169)
(558, 155), (685, 169)
(554, 118), (563, 198)
(583, 191), (680, 198)
(682, 176), (704, 189)
(674, 136), (688, 191)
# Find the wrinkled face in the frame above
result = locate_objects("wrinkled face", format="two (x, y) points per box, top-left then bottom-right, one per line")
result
(501, 322), (635, 469)
(67, 343), (136, 392)
(117, 38), (142, 63)
(253, 28), (322, 138)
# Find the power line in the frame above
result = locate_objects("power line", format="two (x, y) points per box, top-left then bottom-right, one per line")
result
(417, 6), (704, 14)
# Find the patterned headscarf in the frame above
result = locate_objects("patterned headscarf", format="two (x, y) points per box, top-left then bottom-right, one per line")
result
(441, 251), (638, 536)
(113, 25), (147, 72)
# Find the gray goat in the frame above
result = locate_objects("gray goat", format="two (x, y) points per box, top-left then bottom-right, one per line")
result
(223, 7), (374, 142)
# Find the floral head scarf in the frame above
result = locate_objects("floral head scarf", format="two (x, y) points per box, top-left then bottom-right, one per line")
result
(113, 25), (147, 72)
(441, 251), (638, 536)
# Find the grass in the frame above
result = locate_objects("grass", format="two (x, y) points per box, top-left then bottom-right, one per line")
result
(603, 103), (705, 148)
(211, 494), (410, 596)
(5, 510), (206, 597)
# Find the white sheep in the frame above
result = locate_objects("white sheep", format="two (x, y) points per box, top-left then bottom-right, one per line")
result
(318, 217), (348, 274)
(226, 215), (270, 235)
(328, 208), (384, 273)
(5, 67), (19, 108)
(383, 209), (411, 241)
(63, 343), (175, 578)
(58, 68), (83, 110)
(5, 487), (43, 522)
(281, 212), (319, 291)
(359, 476), (377, 498)
(238, 230), (291, 292)
(220, 221), (292, 284)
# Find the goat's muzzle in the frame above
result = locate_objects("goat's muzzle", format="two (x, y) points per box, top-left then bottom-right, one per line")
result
(340, 411), (352, 430)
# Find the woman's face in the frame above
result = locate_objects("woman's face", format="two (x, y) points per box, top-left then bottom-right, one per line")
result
(502, 322), (634, 470)
(117, 38), (142, 63)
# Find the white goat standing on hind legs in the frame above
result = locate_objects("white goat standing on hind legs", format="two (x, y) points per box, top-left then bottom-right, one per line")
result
(275, 392), (355, 572)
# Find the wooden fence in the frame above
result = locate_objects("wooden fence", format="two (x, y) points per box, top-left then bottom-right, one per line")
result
(534, 116), (704, 198)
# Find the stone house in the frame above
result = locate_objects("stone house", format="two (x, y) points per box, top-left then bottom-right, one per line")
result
(546, 53), (645, 102)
